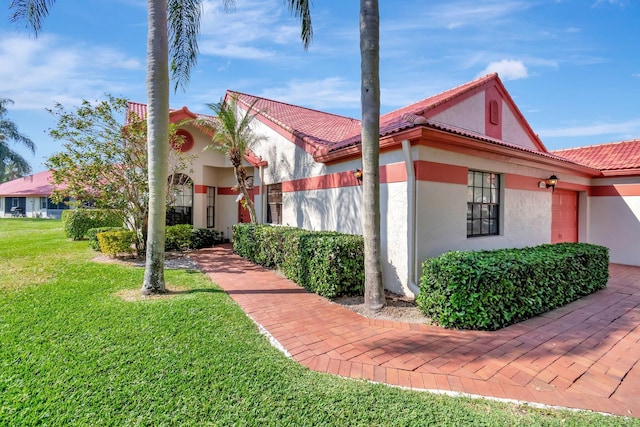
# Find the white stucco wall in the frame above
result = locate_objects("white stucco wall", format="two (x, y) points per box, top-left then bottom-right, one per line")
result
(588, 195), (640, 266)
(501, 100), (539, 150)
(431, 92), (485, 134)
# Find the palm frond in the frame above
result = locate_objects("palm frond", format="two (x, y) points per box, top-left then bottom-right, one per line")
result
(9, 0), (56, 36)
(168, 0), (202, 92)
(284, 0), (313, 50)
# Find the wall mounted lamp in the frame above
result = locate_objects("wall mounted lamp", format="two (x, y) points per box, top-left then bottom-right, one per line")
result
(353, 169), (363, 184)
(546, 175), (559, 192)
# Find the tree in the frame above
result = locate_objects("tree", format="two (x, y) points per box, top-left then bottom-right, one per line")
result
(0, 98), (36, 183)
(360, 0), (385, 312)
(9, 0), (312, 295)
(46, 96), (192, 253)
(194, 95), (265, 223)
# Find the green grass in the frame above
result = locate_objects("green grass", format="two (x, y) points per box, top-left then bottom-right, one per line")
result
(0, 219), (637, 426)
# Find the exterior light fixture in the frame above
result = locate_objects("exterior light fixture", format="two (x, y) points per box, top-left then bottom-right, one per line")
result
(546, 175), (558, 192)
(353, 169), (363, 184)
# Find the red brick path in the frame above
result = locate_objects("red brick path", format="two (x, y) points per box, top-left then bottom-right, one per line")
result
(191, 246), (640, 417)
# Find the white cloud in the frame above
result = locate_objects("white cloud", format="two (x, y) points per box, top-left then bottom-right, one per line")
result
(539, 118), (640, 138)
(258, 77), (360, 112)
(477, 59), (529, 80)
(0, 33), (143, 111)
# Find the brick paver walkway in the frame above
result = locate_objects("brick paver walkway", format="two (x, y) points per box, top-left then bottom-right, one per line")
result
(191, 246), (640, 418)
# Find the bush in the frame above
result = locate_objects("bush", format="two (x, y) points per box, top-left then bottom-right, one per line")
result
(232, 224), (364, 298)
(192, 228), (225, 249)
(62, 209), (124, 240)
(165, 224), (194, 251)
(97, 230), (136, 257)
(87, 227), (125, 251)
(416, 243), (609, 330)
(165, 225), (225, 251)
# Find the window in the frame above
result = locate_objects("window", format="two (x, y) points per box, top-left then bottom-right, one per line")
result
(266, 183), (282, 225)
(167, 173), (193, 225)
(467, 170), (500, 237)
(46, 197), (70, 210)
(206, 186), (215, 229)
(40, 197), (47, 210)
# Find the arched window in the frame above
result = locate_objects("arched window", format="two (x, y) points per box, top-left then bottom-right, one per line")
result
(167, 173), (193, 225)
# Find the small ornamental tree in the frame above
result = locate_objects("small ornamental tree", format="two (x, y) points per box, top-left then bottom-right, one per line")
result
(46, 95), (193, 253)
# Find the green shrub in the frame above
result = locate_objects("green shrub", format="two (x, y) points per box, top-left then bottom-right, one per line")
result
(62, 209), (124, 240)
(165, 224), (194, 251)
(165, 225), (224, 251)
(97, 230), (136, 257)
(87, 227), (125, 251)
(416, 243), (609, 330)
(192, 228), (225, 249)
(232, 224), (364, 298)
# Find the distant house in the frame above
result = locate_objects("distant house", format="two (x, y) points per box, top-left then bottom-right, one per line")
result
(0, 170), (70, 218)
(130, 74), (638, 297)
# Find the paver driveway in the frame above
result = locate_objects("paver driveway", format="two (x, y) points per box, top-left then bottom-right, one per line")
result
(191, 246), (640, 417)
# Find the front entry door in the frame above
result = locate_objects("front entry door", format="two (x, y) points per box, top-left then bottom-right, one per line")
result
(551, 189), (578, 243)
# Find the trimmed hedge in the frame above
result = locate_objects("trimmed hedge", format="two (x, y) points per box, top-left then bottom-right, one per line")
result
(165, 225), (225, 251)
(87, 227), (126, 251)
(97, 230), (136, 257)
(62, 209), (124, 240)
(416, 243), (609, 330)
(233, 224), (364, 298)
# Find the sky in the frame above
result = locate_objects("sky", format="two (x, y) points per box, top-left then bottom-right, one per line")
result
(1, 0), (639, 174)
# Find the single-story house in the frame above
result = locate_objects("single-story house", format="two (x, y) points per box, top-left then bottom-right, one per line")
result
(5, 73), (621, 296)
(136, 73), (638, 297)
(0, 170), (71, 218)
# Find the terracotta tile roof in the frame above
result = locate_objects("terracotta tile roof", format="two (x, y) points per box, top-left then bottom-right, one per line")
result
(551, 140), (640, 172)
(229, 91), (361, 150)
(126, 102), (215, 123)
(0, 170), (55, 196)
(323, 74), (501, 153)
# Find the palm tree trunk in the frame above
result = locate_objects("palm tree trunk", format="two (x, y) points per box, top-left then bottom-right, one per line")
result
(360, 0), (385, 311)
(142, 0), (170, 295)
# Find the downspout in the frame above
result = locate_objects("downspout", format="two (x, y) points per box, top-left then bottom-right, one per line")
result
(402, 139), (421, 297)
(259, 163), (265, 224)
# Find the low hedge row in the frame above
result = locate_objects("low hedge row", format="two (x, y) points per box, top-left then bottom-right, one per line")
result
(97, 230), (136, 257)
(62, 209), (124, 240)
(416, 243), (609, 330)
(232, 223), (364, 298)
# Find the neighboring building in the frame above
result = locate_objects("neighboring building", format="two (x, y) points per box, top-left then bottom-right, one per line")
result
(0, 170), (70, 218)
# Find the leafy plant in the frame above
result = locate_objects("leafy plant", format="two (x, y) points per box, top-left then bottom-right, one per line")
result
(417, 243), (609, 330)
(87, 226), (125, 250)
(62, 209), (123, 240)
(96, 229), (136, 257)
(233, 224), (364, 298)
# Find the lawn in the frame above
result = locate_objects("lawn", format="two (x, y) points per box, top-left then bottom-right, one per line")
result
(0, 219), (637, 426)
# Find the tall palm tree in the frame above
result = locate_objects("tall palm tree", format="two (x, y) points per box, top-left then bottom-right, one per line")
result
(360, 0), (385, 312)
(195, 95), (265, 223)
(10, 0), (313, 295)
(0, 98), (35, 183)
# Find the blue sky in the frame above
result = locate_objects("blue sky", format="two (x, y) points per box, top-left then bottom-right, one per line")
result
(1, 0), (639, 173)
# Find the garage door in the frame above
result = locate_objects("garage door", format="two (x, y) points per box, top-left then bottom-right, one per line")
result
(551, 189), (578, 243)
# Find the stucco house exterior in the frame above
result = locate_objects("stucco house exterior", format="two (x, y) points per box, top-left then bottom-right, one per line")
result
(6, 73), (636, 297)
(0, 170), (70, 218)
(148, 73), (638, 297)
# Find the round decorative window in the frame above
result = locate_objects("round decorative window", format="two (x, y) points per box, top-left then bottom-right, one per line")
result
(171, 129), (195, 152)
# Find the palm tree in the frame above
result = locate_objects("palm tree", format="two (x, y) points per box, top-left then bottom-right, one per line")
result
(0, 98), (35, 183)
(360, 0), (385, 312)
(10, 1), (313, 295)
(195, 95), (265, 223)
